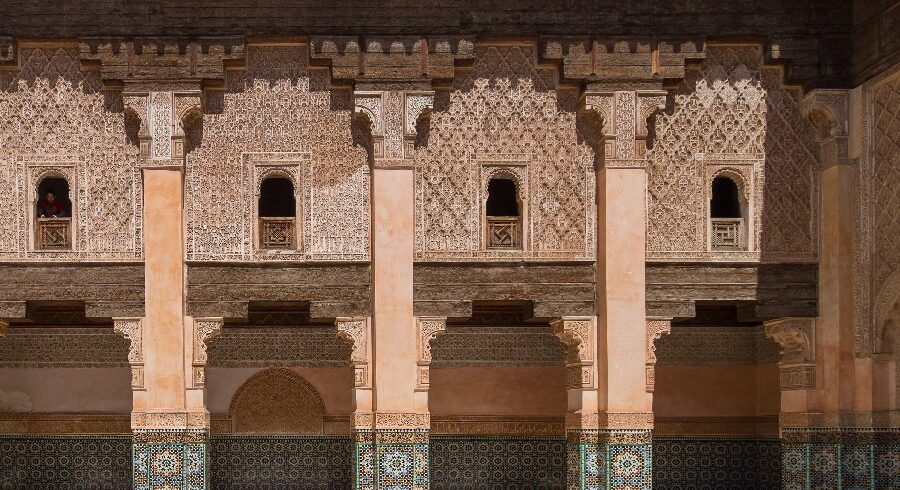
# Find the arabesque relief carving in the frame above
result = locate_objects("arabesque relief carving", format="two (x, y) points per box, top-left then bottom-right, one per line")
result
(413, 44), (595, 260)
(764, 318), (816, 391)
(858, 68), (900, 358)
(336, 317), (371, 389)
(0, 46), (142, 260)
(415, 317), (447, 391)
(184, 44), (370, 261)
(551, 316), (597, 390)
(645, 319), (672, 392)
(229, 368), (326, 434)
(647, 45), (820, 262)
(191, 317), (223, 388)
(113, 317), (144, 389)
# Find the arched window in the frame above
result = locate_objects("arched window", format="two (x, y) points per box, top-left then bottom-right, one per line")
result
(35, 177), (72, 250)
(709, 176), (745, 250)
(485, 176), (522, 249)
(258, 177), (297, 249)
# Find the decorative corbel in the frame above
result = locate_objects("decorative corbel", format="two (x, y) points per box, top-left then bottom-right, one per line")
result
(802, 89), (851, 170)
(636, 91), (668, 157)
(122, 93), (151, 158)
(124, 89), (201, 167)
(764, 318), (817, 391)
(645, 319), (672, 392)
(551, 316), (597, 390)
(403, 91), (434, 157)
(173, 93), (202, 160)
(580, 89), (667, 167)
(354, 91), (386, 160)
(113, 317), (145, 390)
(191, 317), (223, 388)
(415, 317), (447, 391)
(336, 317), (372, 389)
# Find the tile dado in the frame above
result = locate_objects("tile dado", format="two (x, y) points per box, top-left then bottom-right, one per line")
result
(431, 436), (566, 489)
(210, 435), (352, 489)
(653, 437), (781, 489)
(0, 435), (132, 490)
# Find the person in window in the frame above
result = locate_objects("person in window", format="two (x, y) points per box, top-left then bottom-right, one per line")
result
(37, 189), (67, 218)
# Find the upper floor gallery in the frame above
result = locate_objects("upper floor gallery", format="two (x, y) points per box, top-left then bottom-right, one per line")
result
(0, 36), (877, 268)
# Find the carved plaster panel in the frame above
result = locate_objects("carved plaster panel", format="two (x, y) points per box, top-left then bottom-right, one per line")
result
(0, 327), (129, 367)
(654, 325), (780, 366)
(859, 66), (900, 358)
(185, 44), (370, 261)
(647, 45), (819, 263)
(645, 319), (672, 392)
(191, 317), (222, 388)
(430, 326), (564, 367)
(764, 318), (817, 390)
(336, 317), (371, 388)
(803, 89), (851, 169)
(114, 317), (145, 390)
(0, 46), (142, 260)
(416, 317), (447, 391)
(413, 44), (595, 261)
(550, 316), (596, 390)
(207, 327), (351, 367)
(229, 368), (326, 434)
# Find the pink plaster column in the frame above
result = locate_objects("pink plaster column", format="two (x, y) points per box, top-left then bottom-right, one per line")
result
(121, 89), (210, 489)
(354, 89), (434, 489)
(580, 89), (666, 489)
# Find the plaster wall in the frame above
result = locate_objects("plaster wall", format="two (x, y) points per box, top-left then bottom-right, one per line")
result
(0, 368), (131, 413)
(653, 364), (780, 418)
(428, 367), (566, 416)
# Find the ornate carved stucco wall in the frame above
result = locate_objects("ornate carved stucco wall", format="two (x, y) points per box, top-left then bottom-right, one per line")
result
(647, 45), (820, 263)
(413, 44), (595, 261)
(184, 44), (370, 261)
(861, 64), (900, 358)
(0, 45), (142, 260)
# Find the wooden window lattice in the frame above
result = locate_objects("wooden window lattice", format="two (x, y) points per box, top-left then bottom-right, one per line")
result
(260, 217), (295, 249)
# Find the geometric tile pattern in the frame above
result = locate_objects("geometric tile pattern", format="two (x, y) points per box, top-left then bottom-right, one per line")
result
(355, 430), (428, 490)
(607, 443), (652, 489)
(133, 440), (206, 490)
(783, 438), (900, 490)
(209, 436), (352, 489)
(875, 444), (900, 490)
(654, 437), (781, 489)
(431, 436), (566, 489)
(0, 435), (132, 489)
(565, 430), (652, 490)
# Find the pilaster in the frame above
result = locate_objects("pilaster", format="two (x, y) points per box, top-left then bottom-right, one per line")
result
(582, 87), (665, 489)
(355, 84), (434, 490)
(120, 82), (212, 489)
